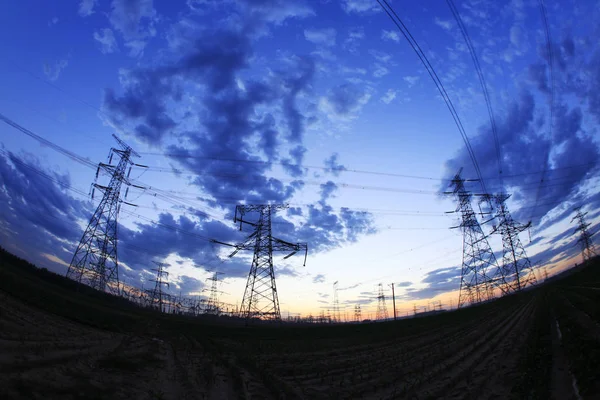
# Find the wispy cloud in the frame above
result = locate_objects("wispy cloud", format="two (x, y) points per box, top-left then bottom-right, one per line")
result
(381, 30), (400, 42)
(78, 0), (96, 17)
(304, 28), (337, 47)
(341, 0), (381, 14)
(94, 28), (118, 54)
(434, 17), (453, 31)
(43, 59), (69, 81)
(380, 89), (397, 104)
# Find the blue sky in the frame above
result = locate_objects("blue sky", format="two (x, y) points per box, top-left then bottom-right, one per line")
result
(1, 0), (599, 318)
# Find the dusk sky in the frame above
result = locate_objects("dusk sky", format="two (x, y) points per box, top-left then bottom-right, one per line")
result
(1, 0), (599, 318)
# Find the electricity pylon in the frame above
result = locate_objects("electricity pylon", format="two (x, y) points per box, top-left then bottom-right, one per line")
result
(490, 193), (537, 292)
(332, 281), (341, 323)
(572, 207), (597, 263)
(204, 270), (225, 315)
(354, 304), (361, 322)
(376, 283), (388, 320)
(212, 204), (308, 321)
(66, 134), (144, 294)
(145, 261), (170, 312)
(447, 169), (500, 308)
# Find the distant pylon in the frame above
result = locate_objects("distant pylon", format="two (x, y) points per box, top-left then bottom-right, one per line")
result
(66, 134), (144, 294)
(447, 169), (500, 308)
(572, 207), (597, 263)
(491, 193), (537, 292)
(212, 204), (308, 321)
(332, 281), (341, 323)
(145, 261), (170, 312)
(354, 304), (361, 322)
(205, 271), (225, 315)
(376, 283), (388, 320)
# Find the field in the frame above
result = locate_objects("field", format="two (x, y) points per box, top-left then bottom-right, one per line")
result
(1, 251), (599, 399)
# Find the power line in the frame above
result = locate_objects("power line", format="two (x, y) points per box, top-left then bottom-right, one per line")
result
(446, 0), (502, 179)
(530, 0), (556, 221)
(376, 0), (487, 195)
(2, 111), (596, 194)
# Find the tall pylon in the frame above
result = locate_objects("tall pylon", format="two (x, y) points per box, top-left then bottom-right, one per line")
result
(572, 207), (597, 263)
(376, 283), (388, 320)
(205, 271), (225, 315)
(213, 204), (308, 321)
(354, 304), (361, 322)
(66, 134), (144, 294)
(145, 261), (170, 312)
(447, 169), (500, 308)
(491, 194), (537, 292)
(332, 281), (341, 323)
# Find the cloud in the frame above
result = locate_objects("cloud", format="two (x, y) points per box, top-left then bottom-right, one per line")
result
(108, 0), (157, 56)
(324, 153), (346, 176)
(171, 275), (205, 296)
(400, 266), (461, 301)
(319, 83), (371, 121)
(271, 182), (377, 252)
(118, 212), (249, 281)
(403, 75), (419, 87)
(312, 274), (326, 283)
(304, 28), (336, 47)
(434, 17), (453, 31)
(381, 30), (399, 42)
(369, 50), (392, 64)
(240, 0), (315, 25)
(94, 28), (118, 54)
(585, 51), (600, 124)
(380, 89), (397, 104)
(373, 64), (389, 78)
(344, 27), (364, 53)
(282, 56), (315, 143)
(48, 17), (59, 27)
(528, 63), (549, 93)
(396, 281), (412, 287)
(0, 151), (91, 275)
(341, 0), (380, 14)
(442, 88), (599, 226)
(100, 5), (376, 261)
(78, 0), (96, 17)
(43, 59), (69, 81)
(103, 68), (179, 145)
(341, 67), (367, 75)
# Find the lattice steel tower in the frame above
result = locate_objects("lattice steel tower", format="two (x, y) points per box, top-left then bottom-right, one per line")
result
(491, 194), (536, 292)
(376, 283), (388, 320)
(447, 170), (500, 308)
(572, 207), (597, 263)
(205, 271), (225, 315)
(354, 304), (361, 322)
(332, 281), (341, 323)
(66, 134), (142, 293)
(145, 261), (170, 312)
(213, 204), (308, 321)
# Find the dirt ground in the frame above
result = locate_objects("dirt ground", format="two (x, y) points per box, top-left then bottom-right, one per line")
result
(1, 278), (597, 399)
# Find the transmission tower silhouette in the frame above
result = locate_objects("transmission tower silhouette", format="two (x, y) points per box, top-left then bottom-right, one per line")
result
(572, 207), (597, 263)
(213, 204), (308, 321)
(66, 134), (144, 294)
(145, 261), (170, 312)
(332, 281), (341, 323)
(376, 283), (388, 320)
(447, 170), (500, 308)
(490, 194), (537, 292)
(354, 304), (361, 322)
(204, 271), (225, 315)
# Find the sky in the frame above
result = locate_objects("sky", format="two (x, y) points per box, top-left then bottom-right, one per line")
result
(0, 0), (599, 319)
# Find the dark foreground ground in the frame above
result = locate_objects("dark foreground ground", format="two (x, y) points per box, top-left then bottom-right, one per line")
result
(1, 251), (599, 399)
